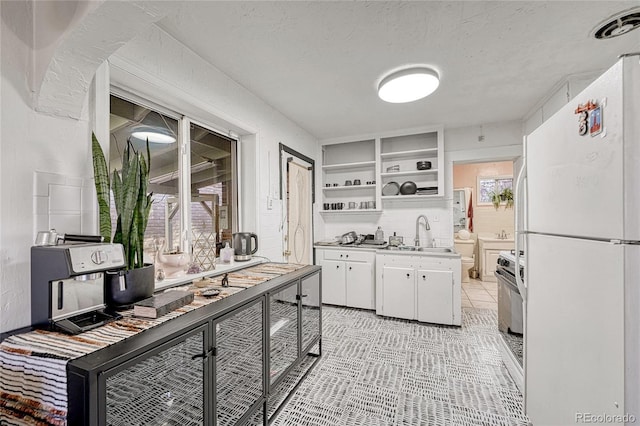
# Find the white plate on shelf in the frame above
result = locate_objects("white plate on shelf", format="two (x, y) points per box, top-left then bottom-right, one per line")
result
(382, 181), (400, 196)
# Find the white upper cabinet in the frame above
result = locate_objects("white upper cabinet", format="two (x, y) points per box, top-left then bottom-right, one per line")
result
(320, 138), (379, 214)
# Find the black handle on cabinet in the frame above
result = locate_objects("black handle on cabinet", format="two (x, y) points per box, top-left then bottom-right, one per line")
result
(346, 254), (349, 258)
(406, 273), (410, 278)
(336, 265), (340, 269)
(349, 266), (352, 271)
(340, 254), (343, 258)
(192, 348), (215, 360)
(422, 275), (426, 280)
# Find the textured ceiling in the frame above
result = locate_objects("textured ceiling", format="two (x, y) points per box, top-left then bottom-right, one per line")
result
(157, 1), (640, 140)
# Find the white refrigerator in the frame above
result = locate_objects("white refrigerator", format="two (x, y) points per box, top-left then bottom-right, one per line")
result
(521, 54), (640, 425)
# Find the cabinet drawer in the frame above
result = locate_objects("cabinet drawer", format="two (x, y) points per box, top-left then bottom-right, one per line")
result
(324, 250), (373, 262)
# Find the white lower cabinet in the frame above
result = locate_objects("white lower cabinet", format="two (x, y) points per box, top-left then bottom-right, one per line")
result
(381, 266), (415, 320)
(376, 253), (461, 326)
(320, 259), (346, 305)
(346, 262), (375, 309)
(316, 248), (375, 309)
(416, 269), (454, 324)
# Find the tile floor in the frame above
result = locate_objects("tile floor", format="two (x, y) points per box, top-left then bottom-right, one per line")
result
(461, 278), (498, 311)
(271, 301), (529, 426)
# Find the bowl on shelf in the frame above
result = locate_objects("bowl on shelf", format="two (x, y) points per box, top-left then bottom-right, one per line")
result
(417, 161), (432, 170)
(400, 181), (417, 195)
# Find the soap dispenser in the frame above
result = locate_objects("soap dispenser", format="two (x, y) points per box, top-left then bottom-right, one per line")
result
(221, 242), (234, 264)
(375, 226), (384, 241)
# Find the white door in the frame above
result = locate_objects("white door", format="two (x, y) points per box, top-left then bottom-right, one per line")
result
(285, 161), (313, 264)
(346, 261), (374, 310)
(525, 233), (624, 425)
(381, 266), (415, 320)
(319, 260), (345, 305)
(416, 269), (453, 324)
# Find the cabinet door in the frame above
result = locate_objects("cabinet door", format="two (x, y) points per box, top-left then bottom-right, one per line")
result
(381, 266), (415, 320)
(103, 324), (208, 425)
(269, 282), (299, 388)
(215, 298), (264, 426)
(484, 249), (502, 281)
(346, 261), (374, 309)
(301, 272), (321, 353)
(319, 260), (346, 305)
(417, 269), (453, 325)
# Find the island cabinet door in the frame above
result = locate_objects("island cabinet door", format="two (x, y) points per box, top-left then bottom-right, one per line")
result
(269, 281), (300, 389)
(100, 323), (210, 426)
(214, 297), (265, 426)
(381, 266), (415, 320)
(319, 259), (346, 305)
(300, 271), (321, 354)
(416, 269), (454, 325)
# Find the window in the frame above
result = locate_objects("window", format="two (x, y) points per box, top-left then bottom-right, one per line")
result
(189, 122), (236, 270)
(477, 175), (513, 205)
(109, 94), (237, 272)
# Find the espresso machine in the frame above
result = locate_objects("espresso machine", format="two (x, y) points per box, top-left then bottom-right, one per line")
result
(31, 243), (126, 334)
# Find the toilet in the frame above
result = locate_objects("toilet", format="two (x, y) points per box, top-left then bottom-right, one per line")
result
(454, 237), (476, 283)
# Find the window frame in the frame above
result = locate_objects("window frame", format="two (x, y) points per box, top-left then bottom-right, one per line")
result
(476, 175), (513, 206)
(108, 88), (239, 259)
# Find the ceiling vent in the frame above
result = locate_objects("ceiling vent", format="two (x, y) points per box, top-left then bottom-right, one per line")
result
(592, 9), (640, 39)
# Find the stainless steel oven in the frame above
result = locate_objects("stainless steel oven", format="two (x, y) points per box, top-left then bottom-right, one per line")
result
(495, 250), (524, 389)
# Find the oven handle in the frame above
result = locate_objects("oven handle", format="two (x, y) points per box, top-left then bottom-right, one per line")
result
(514, 161), (527, 301)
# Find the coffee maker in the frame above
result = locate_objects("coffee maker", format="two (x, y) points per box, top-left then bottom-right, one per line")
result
(31, 243), (126, 334)
(232, 232), (258, 261)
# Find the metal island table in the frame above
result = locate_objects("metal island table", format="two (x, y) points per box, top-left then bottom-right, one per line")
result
(0, 263), (322, 426)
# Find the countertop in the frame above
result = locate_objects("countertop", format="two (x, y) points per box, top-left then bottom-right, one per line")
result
(315, 243), (460, 258)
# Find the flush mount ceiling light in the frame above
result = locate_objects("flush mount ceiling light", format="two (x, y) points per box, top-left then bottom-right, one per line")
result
(131, 126), (176, 144)
(378, 67), (440, 103)
(591, 8), (640, 39)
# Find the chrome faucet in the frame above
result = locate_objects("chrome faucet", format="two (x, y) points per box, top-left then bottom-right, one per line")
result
(415, 215), (431, 246)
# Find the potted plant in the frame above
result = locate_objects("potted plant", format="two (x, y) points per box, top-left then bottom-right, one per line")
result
(489, 191), (501, 210)
(92, 132), (155, 307)
(501, 188), (514, 209)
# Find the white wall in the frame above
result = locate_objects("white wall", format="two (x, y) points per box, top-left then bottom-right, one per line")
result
(1, 1), (95, 332)
(0, 15), (318, 332)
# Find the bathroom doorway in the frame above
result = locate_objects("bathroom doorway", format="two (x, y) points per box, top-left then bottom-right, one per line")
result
(452, 159), (517, 310)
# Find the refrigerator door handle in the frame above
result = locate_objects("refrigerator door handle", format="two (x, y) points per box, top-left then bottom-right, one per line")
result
(515, 162), (527, 300)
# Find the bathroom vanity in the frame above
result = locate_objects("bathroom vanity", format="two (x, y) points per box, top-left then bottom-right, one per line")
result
(478, 235), (515, 282)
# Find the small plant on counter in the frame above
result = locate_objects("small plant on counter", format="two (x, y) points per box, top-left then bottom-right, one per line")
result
(92, 132), (152, 270)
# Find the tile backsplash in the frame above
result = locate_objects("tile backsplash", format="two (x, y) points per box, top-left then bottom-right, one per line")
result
(318, 199), (453, 248)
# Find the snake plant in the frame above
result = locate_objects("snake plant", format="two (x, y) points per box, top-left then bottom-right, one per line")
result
(92, 133), (152, 270)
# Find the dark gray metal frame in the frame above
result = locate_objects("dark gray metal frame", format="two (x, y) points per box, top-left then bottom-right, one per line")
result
(66, 265), (321, 426)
